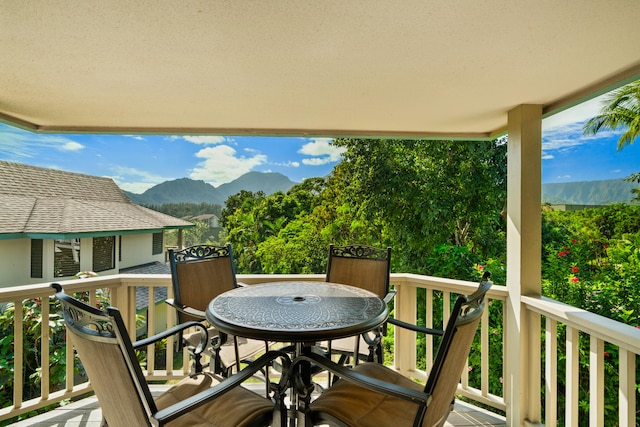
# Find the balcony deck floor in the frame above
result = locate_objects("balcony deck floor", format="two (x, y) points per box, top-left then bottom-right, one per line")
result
(7, 383), (506, 427)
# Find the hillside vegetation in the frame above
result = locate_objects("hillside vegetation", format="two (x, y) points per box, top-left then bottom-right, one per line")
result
(542, 178), (638, 205)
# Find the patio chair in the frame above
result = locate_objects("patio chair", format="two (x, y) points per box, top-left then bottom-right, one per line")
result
(324, 244), (394, 365)
(167, 244), (268, 376)
(296, 272), (493, 427)
(50, 283), (290, 427)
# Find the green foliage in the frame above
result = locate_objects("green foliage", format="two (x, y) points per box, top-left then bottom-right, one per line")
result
(221, 138), (507, 277)
(541, 205), (640, 426)
(583, 79), (640, 151)
(0, 296), (81, 418)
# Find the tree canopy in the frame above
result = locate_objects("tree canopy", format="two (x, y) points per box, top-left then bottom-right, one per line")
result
(583, 79), (640, 151)
(221, 138), (507, 279)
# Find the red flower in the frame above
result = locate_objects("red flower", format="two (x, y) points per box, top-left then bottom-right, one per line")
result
(558, 251), (567, 257)
(604, 352), (610, 357)
(571, 239), (576, 244)
(571, 276), (579, 283)
(571, 266), (579, 273)
(477, 265), (484, 271)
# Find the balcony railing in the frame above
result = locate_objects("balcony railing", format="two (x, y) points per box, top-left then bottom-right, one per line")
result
(0, 273), (638, 426)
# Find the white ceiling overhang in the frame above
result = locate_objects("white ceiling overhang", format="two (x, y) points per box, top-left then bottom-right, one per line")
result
(1, 1), (639, 139)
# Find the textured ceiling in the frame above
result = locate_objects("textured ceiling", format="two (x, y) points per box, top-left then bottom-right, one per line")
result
(1, 1), (640, 139)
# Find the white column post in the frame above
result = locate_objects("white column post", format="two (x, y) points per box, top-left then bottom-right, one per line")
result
(505, 104), (543, 426)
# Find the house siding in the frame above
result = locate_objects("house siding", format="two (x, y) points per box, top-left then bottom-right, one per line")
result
(119, 233), (165, 270)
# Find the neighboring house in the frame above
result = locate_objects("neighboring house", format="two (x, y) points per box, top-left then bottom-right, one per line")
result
(0, 161), (193, 288)
(189, 213), (220, 228)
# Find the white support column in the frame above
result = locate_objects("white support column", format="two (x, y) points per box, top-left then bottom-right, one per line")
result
(505, 104), (543, 426)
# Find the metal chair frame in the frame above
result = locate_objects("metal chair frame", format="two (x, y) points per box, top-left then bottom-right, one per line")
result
(325, 244), (394, 364)
(51, 282), (290, 427)
(296, 272), (493, 427)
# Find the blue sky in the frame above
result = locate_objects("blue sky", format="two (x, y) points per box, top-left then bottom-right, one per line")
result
(0, 93), (638, 193)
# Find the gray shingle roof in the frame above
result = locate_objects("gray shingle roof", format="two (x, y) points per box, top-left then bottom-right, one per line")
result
(0, 161), (192, 236)
(120, 262), (171, 311)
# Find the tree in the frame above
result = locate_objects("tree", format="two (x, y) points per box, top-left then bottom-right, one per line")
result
(583, 80), (640, 151)
(332, 138), (507, 274)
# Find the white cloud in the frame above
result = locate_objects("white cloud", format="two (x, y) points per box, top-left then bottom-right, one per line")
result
(273, 160), (300, 168)
(298, 138), (345, 166)
(542, 94), (607, 131)
(124, 135), (145, 141)
(190, 145), (267, 186)
(109, 167), (174, 193)
(0, 127), (85, 158)
(183, 135), (227, 145)
(540, 92), (622, 158)
(117, 181), (157, 193)
(61, 141), (84, 151)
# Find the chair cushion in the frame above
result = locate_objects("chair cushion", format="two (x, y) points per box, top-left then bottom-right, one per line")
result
(156, 372), (274, 427)
(309, 363), (425, 427)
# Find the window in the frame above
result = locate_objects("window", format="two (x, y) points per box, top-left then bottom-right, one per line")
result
(93, 236), (115, 272)
(31, 239), (43, 278)
(54, 239), (81, 277)
(152, 232), (163, 255)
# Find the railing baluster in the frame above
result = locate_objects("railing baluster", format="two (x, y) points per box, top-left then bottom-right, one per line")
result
(619, 349), (636, 427)
(13, 300), (23, 409)
(166, 285), (175, 375)
(480, 303), (489, 397)
(545, 317), (558, 427)
(589, 336), (604, 427)
(66, 331), (75, 392)
(41, 295), (50, 399)
(147, 286), (156, 374)
(425, 288), (434, 372)
(565, 326), (580, 427)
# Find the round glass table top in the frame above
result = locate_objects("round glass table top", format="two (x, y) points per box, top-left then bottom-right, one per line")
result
(206, 281), (388, 342)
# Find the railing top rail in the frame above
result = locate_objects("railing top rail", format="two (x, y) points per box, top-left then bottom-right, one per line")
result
(0, 276), (126, 302)
(390, 273), (509, 300)
(523, 294), (640, 354)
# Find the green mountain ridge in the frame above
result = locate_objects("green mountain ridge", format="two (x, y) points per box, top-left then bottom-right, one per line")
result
(124, 174), (638, 207)
(542, 178), (638, 205)
(124, 172), (296, 206)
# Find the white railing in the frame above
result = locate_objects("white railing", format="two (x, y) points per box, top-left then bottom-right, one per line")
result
(0, 273), (327, 422)
(391, 273), (640, 426)
(0, 274), (189, 422)
(1, 273), (638, 425)
(392, 274), (509, 412)
(523, 295), (640, 427)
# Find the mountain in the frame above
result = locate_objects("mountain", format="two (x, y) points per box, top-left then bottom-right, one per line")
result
(125, 174), (636, 207)
(542, 179), (638, 205)
(216, 171), (296, 197)
(124, 178), (225, 205)
(124, 172), (297, 206)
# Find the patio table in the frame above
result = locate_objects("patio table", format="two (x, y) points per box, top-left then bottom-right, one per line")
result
(205, 280), (389, 425)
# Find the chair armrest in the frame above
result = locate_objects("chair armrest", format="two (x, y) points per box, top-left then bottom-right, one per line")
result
(165, 298), (206, 320)
(383, 289), (397, 304)
(132, 321), (208, 355)
(293, 352), (428, 405)
(387, 318), (444, 336)
(150, 350), (291, 426)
